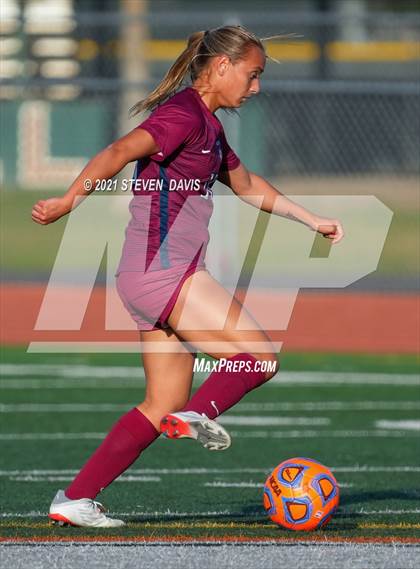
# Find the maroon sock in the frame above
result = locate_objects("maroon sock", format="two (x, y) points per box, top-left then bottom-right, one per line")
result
(183, 353), (266, 419)
(65, 407), (159, 500)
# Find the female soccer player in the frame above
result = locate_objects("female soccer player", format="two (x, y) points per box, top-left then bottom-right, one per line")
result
(32, 26), (343, 527)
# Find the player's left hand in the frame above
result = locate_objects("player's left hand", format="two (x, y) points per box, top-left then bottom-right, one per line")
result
(310, 216), (344, 244)
(31, 197), (71, 225)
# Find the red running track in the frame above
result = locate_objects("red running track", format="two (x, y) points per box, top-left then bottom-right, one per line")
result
(0, 283), (418, 353)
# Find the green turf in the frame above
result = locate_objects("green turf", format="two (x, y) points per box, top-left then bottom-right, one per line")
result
(0, 347), (419, 540)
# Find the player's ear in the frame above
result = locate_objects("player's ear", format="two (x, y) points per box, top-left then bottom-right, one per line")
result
(217, 55), (230, 76)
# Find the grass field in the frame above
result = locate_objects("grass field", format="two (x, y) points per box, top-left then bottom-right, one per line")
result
(1, 347), (419, 544)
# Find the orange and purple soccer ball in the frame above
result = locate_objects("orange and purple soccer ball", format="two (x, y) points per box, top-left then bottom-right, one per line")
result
(263, 457), (339, 531)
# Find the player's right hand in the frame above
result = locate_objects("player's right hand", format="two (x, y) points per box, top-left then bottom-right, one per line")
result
(31, 197), (71, 225)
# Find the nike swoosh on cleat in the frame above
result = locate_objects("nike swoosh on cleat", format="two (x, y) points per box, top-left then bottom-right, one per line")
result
(201, 149), (211, 154)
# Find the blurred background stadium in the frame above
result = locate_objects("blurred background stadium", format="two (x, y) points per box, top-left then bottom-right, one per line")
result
(0, 0), (419, 351)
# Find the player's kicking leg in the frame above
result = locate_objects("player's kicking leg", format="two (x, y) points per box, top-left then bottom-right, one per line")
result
(141, 329), (231, 450)
(160, 271), (279, 451)
(137, 327), (231, 451)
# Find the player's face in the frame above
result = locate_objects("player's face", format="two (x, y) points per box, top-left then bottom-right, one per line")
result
(218, 45), (266, 108)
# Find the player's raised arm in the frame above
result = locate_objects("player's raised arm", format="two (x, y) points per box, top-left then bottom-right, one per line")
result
(219, 163), (344, 244)
(31, 127), (159, 225)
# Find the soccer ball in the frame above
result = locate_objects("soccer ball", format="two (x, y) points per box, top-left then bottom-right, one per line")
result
(263, 457), (339, 531)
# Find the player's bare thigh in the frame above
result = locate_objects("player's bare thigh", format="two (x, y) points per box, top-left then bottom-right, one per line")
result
(167, 270), (279, 375)
(136, 328), (196, 429)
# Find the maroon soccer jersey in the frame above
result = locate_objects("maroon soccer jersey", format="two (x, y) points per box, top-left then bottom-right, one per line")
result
(116, 87), (240, 275)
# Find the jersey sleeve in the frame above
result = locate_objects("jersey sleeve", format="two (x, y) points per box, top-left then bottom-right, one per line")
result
(138, 104), (198, 162)
(219, 130), (241, 172)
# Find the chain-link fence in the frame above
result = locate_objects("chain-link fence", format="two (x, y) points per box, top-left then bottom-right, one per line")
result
(2, 78), (418, 189)
(1, 3), (419, 187)
(240, 81), (420, 176)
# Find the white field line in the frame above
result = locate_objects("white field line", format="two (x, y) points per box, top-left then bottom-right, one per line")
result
(203, 482), (266, 488)
(1, 466), (419, 477)
(203, 481), (355, 488)
(1, 401), (419, 412)
(8, 475), (161, 483)
(0, 432), (107, 440)
(219, 417), (331, 426)
(230, 430), (419, 439)
(0, 403), (131, 412)
(0, 508), (419, 519)
(375, 420), (420, 431)
(1, 429), (419, 441)
(1, 365), (419, 388)
(0, 405), (330, 427)
(0, 364), (145, 379)
(0, 379), (142, 389)
(236, 401), (420, 412)
(10, 478), (259, 486)
(0, 468), (266, 476)
(269, 373), (420, 386)
(348, 509), (420, 515)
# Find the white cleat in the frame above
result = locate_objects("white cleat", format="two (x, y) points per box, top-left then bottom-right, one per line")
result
(160, 410), (232, 451)
(48, 490), (125, 528)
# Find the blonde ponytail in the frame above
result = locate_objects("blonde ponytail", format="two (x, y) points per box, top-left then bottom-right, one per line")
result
(129, 31), (206, 116)
(130, 26), (265, 116)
